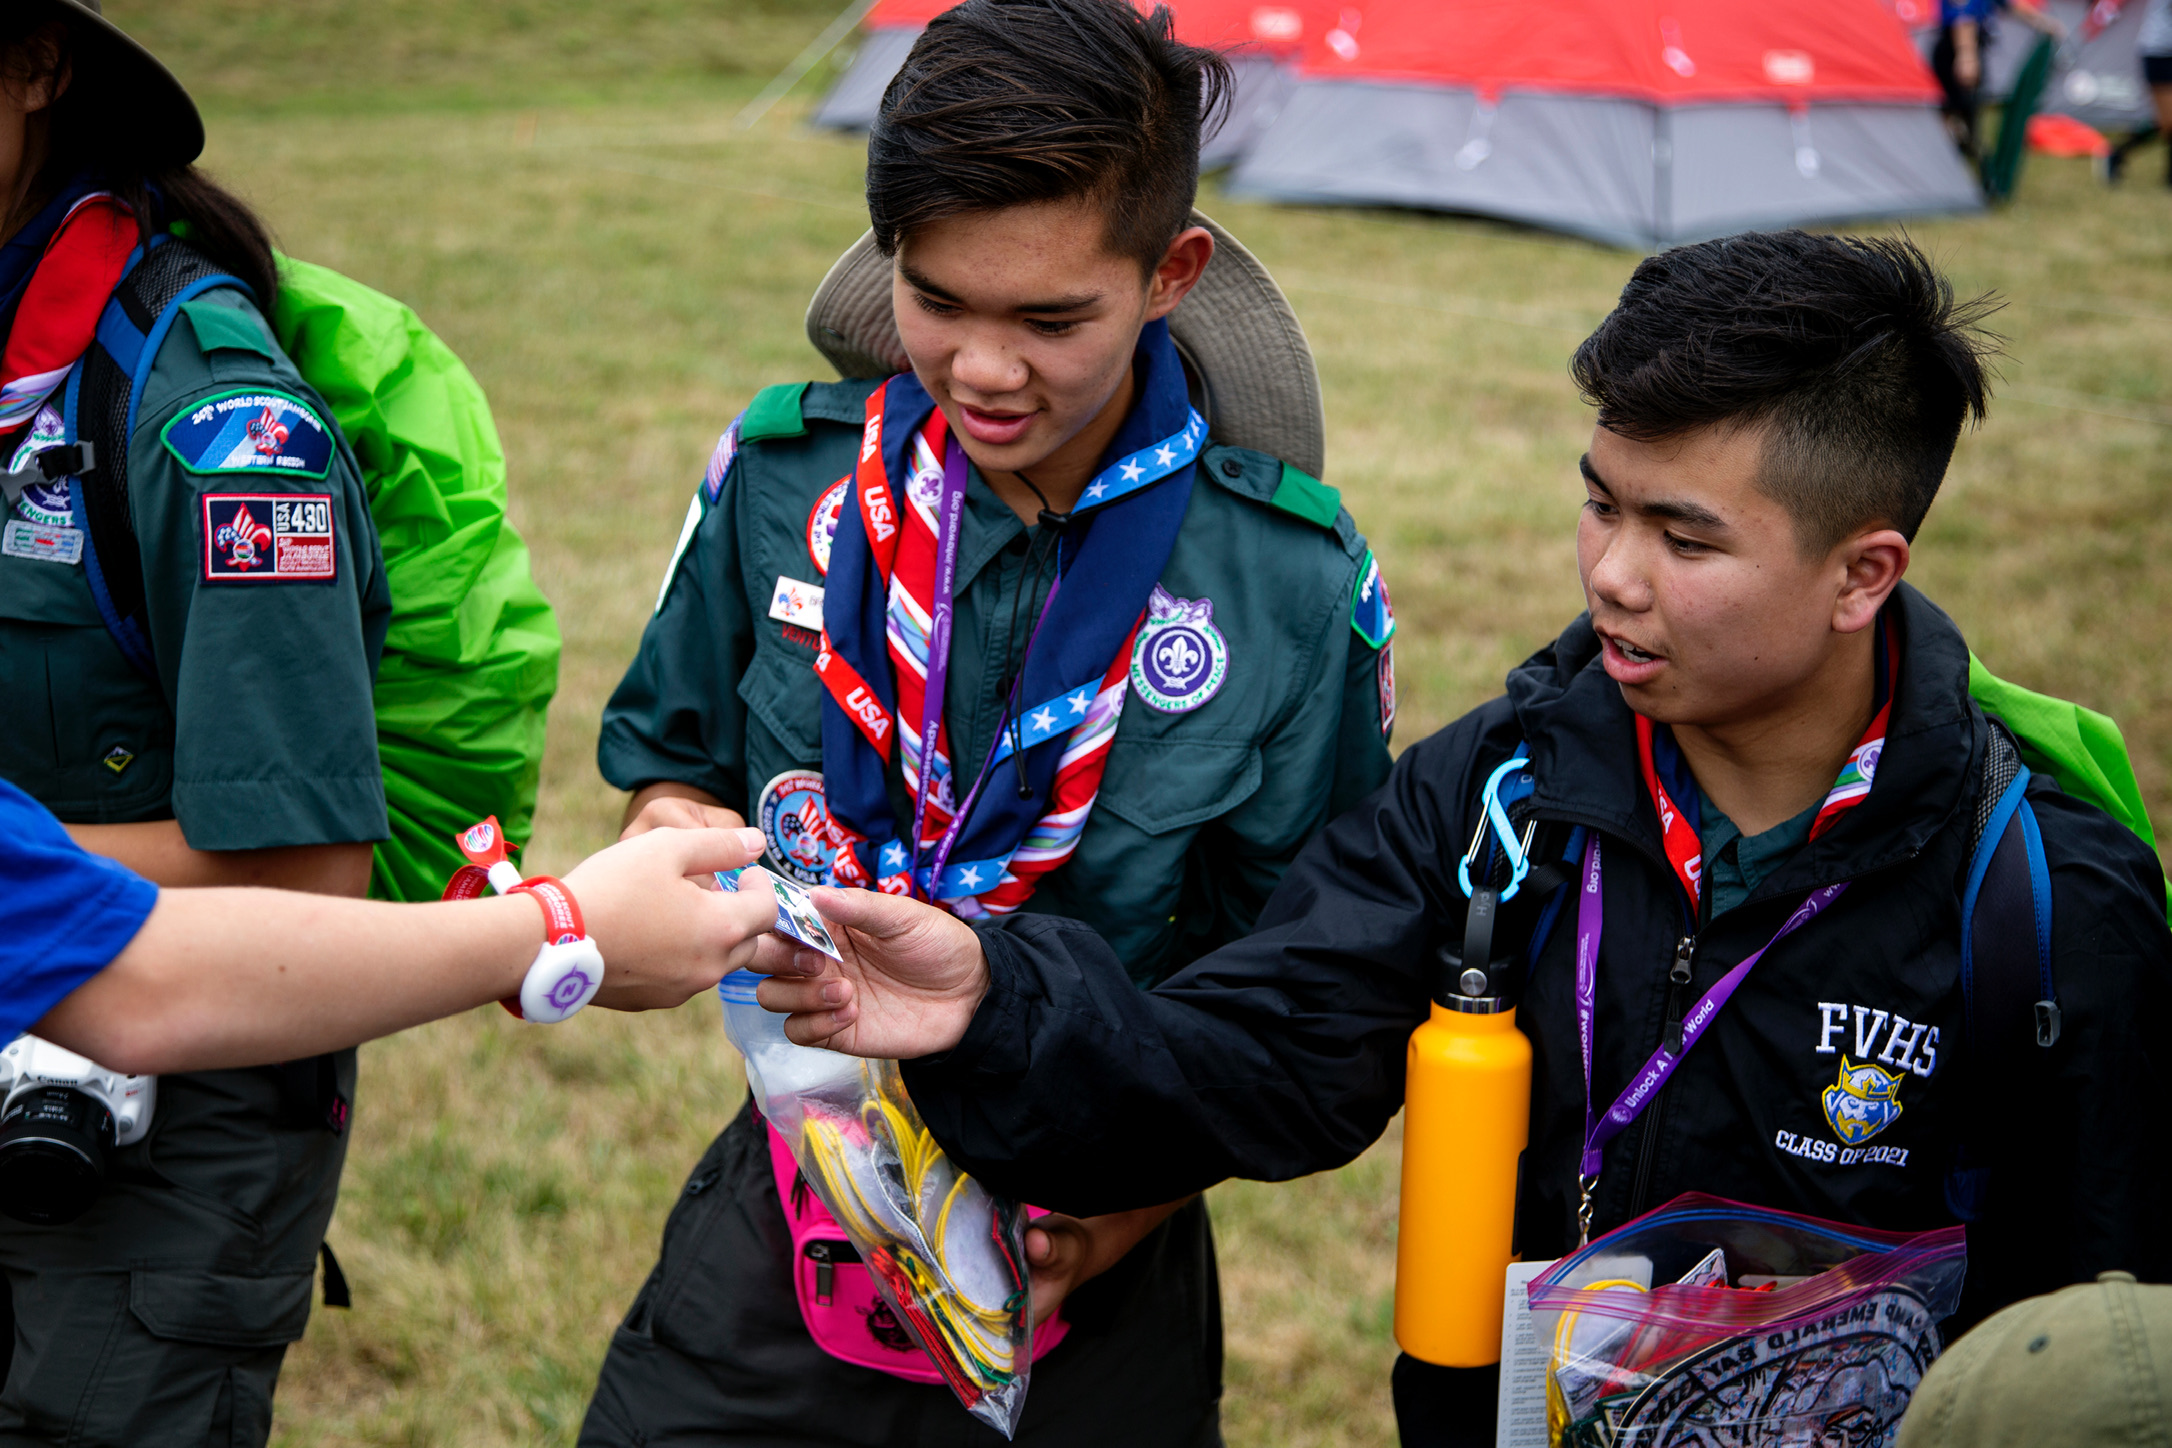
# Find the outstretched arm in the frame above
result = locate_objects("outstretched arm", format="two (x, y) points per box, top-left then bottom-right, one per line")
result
(754, 719), (1502, 1215)
(39, 825), (776, 1076)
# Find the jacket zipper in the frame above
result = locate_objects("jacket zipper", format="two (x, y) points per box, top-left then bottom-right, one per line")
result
(1629, 932), (1696, 1215)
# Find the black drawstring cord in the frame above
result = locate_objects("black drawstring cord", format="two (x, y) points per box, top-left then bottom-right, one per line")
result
(1001, 471), (1070, 799)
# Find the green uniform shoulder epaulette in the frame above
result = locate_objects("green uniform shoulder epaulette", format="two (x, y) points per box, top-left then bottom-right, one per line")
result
(738, 378), (888, 443)
(1268, 462), (1341, 530)
(1200, 442), (1353, 546)
(738, 382), (810, 441)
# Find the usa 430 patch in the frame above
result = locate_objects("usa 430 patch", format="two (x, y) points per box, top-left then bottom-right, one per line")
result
(201, 493), (337, 583)
(163, 389), (334, 479)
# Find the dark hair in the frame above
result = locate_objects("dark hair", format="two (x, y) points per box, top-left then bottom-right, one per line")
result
(865, 0), (1230, 272)
(1570, 231), (1999, 552)
(1, 6), (279, 307)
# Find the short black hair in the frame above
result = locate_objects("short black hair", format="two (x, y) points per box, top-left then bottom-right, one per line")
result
(866, 0), (1230, 272)
(1570, 231), (1998, 552)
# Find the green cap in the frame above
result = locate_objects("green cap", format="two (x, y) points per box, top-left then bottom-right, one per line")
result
(1898, 1272), (2172, 1448)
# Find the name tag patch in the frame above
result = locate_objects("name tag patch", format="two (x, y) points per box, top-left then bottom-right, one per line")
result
(163, 389), (334, 479)
(2, 518), (83, 565)
(201, 493), (337, 583)
(769, 574), (825, 631)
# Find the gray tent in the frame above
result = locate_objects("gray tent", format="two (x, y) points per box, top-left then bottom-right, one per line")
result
(811, 24), (922, 131)
(1223, 0), (1984, 249)
(1961, 0), (2157, 132)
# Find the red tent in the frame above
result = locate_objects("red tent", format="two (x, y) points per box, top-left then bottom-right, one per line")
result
(852, 0), (1327, 48)
(1224, 0), (1980, 246)
(1297, 0), (1940, 103)
(815, 0), (1336, 163)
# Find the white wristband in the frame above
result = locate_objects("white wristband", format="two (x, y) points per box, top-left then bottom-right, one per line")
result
(520, 937), (606, 1024)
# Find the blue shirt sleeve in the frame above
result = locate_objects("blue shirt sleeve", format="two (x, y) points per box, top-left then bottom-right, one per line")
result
(0, 779), (159, 1041)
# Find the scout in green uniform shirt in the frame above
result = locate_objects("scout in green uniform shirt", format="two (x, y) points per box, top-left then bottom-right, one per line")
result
(1, 285), (388, 834)
(580, 6), (1390, 1443)
(591, 269), (1388, 1448)
(603, 369), (1388, 982)
(0, 293), (387, 1445)
(0, 11), (388, 1440)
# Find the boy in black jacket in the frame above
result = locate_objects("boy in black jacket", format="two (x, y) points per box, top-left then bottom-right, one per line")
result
(752, 232), (2172, 1444)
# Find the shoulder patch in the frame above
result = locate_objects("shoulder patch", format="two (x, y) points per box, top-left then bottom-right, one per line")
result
(703, 415), (743, 502)
(162, 389), (334, 480)
(1269, 461), (1342, 531)
(1352, 549), (1396, 649)
(201, 492), (337, 583)
(179, 297), (276, 360)
(739, 382), (810, 442)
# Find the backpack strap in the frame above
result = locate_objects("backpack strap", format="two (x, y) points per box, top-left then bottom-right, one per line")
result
(62, 234), (249, 680)
(1960, 720), (2060, 1052)
(1947, 718), (2059, 1221)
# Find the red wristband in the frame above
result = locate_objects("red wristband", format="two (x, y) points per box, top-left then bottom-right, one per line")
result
(510, 875), (586, 946)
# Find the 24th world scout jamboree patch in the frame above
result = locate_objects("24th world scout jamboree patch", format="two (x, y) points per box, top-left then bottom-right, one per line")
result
(1131, 584), (1229, 713)
(807, 477), (847, 576)
(758, 769), (846, 886)
(200, 493), (337, 583)
(162, 389), (334, 479)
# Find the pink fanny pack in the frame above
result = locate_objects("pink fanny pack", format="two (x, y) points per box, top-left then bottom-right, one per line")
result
(765, 1119), (1069, 1380)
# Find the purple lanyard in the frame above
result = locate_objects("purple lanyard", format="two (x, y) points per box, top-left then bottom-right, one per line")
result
(905, 435), (1068, 892)
(907, 434), (973, 873)
(1573, 832), (1848, 1181)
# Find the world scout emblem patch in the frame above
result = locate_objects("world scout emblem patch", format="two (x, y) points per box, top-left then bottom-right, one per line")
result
(1130, 584), (1228, 713)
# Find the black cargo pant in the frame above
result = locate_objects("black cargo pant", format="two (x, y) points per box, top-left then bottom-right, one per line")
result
(580, 1099), (1225, 1447)
(0, 1056), (352, 1447)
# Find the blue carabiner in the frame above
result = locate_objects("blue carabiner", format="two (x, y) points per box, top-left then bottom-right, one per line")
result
(1458, 754), (1534, 902)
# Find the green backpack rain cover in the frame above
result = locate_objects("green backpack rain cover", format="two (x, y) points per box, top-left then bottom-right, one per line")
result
(1969, 656), (2168, 917)
(269, 258), (560, 902)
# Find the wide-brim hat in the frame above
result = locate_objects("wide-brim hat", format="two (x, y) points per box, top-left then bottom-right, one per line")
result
(47, 0), (205, 166)
(805, 208), (1328, 479)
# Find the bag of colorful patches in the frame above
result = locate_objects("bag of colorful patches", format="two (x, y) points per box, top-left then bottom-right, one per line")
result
(1525, 1194), (1967, 1448)
(717, 970), (1040, 1438)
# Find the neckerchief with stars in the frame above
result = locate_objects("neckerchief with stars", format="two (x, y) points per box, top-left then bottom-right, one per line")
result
(816, 317), (1204, 915)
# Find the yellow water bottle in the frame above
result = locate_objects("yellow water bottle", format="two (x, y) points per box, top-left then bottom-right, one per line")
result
(1393, 941), (1532, 1367)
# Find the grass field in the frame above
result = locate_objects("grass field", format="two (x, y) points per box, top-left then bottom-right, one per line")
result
(102, 3), (2172, 1443)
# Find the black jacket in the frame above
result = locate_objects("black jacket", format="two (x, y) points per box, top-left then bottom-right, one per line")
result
(903, 584), (2171, 1325)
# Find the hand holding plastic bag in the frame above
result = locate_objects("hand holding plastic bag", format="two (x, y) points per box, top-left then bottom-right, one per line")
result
(719, 971), (1034, 1438)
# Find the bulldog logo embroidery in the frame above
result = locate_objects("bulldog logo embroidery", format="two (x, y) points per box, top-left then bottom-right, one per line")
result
(1822, 1057), (1906, 1146)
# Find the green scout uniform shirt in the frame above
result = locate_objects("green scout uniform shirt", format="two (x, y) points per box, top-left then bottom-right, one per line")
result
(0, 287), (390, 847)
(1698, 789), (1818, 920)
(601, 377), (1395, 986)
(0, 282), (386, 1431)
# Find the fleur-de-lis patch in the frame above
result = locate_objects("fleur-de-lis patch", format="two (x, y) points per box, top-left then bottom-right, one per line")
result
(1130, 584), (1228, 714)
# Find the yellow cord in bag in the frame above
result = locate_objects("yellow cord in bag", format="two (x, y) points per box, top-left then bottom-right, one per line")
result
(794, 1060), (1031, 1404)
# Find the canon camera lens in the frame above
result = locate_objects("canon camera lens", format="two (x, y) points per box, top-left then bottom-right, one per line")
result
(0, 1085), (114, 1225)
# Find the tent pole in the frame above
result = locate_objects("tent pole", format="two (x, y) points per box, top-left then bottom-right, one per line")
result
(1652, 106), (1673, 248)
(735, 0), (883, 131)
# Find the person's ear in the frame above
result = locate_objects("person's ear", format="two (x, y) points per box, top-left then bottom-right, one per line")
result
(1831, 527), (1910, 635)
(1142, 226), (1214, 322)
(5, 23), (73, 112)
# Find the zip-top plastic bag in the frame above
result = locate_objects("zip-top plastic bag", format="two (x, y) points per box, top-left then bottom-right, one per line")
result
(1526, 1194), (1967, 1448)
(717, 969), (1036, 1438)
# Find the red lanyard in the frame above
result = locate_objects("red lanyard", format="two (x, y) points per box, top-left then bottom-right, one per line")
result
(1633, 621), (1896, 910)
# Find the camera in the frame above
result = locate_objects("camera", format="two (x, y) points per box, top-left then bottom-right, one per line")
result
(0, 1035), (156, 1226)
